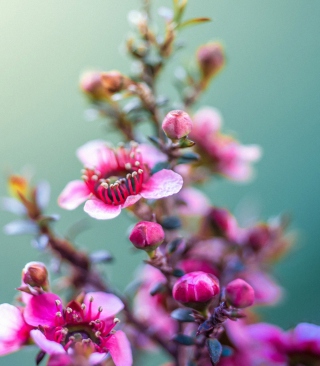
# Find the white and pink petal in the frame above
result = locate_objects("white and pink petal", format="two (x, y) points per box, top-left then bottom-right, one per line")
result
(58, 180), (90, 210)
(84, 199), (122, 220)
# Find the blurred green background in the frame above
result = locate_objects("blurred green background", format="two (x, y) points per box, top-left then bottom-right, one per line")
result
(0, 0), (319, 364)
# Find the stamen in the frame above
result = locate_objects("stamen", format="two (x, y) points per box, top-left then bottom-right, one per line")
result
(56, 311), (62, 317)
(81, 175), (88, 180)
(95, 331), (101, 337)
(91, 175), (98, 181)
(81, 169), (86, 174)
(126, 173), (132, 180)
(55, 300), (61, 306)
(135, 161), (140, 166)
(138, 169), (143, 174)
(66, 307), (72, 314)
(101, 182), (109, 189)
(81, 304), (86, 310)
(132, 171), (137, 177)
(98, 306), (103, 312)
(130, 152), (135, 159)
(114, 318), (120, 324)
(125, 163), (132, 170)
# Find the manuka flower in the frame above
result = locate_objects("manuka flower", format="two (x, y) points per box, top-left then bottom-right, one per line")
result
(190, 108), (262, 182)
(23, 291), (132, 366)
(58, 140), (183, 219)
(0, 304), (32, 355)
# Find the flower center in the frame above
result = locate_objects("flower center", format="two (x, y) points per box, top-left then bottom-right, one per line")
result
(81, 144), (147, 206)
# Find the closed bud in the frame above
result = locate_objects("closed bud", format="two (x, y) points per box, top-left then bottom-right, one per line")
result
(173, 271), (220, 310)
(197, 42), (225, 84)
(80, 71), (106, 100)
(100, 70), (129, 94)
(129, 221), (165, 252)
(225, 278), (255, 308)
(247, 224), (271, 251)
(22, 261), (49, 289)
(207, 207), (238, 242)
(162, 110), (193, 140)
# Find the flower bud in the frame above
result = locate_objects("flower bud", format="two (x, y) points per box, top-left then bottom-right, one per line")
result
(207, 207), (238, 241)
(247, 224), (271, 251)
(162, 110), (193, 140)
(22, 261), (49, 289)
(80, 71), (106, 100)
(8, 175), (29, 201)
(225, 278), (255, 308)
(100, 70), (129, 94)
(197, 42), (225, 83)
(129, 221), (165, 252)
(173, 271), (220, 309)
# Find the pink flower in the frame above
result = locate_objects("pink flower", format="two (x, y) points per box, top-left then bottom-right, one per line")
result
(288, 323), (320, 356)
(58, 141), (183, 219)
(0, 304), (32, 355)
(190, 108), (262, 182)
(133, 265), (177, 345)
(23, 291), (132, 366)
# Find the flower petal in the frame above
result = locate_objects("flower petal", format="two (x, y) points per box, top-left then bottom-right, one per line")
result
(141, 169), (183, 199)
(89, 352), (107, 365)
(24, 293), (63, 327)
(31, 330), (65, 355)
(84, 199), (121, 220)
(84, 292), (124, 320)
(76, 140), (108, 167)
(58, 180), (90, 210)
(0, 304), (27, 355)
(105, 330), (132, 366)
(121, 194), (141, 209)
(139, 144), (167, 169)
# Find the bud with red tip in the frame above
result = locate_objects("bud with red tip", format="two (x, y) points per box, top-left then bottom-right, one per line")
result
(129, 221), (165, 253)
(206, 207), (239, 242)
(197, 42), (225, 87)
(22, 261), (49, 290)
(225, 278), (255, 308)
(173, 271), (220, 310)
(162, 110), (193, 140)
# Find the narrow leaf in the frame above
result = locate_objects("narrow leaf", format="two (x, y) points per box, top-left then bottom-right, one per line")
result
(171, 308), (194, 322)
(90, 250), (113, 264)
(179, 17), (211, 29)
(207, 339), (223, 365)
(36, 181), (51, 211)
(173, 334), (195, 346)
(0, 197), (26, 215)
(4, 220), (38, 236)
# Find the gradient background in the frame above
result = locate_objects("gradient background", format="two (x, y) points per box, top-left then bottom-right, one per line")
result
(0, 0), (319, 364)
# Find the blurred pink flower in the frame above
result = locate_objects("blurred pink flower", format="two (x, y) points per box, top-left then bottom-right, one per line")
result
(133, 265), (177, 346)
(0, 304), (32, 356)
(58, 141), (182, 219)
(190, 108), (262, 182)
(23, 292), (132, 366)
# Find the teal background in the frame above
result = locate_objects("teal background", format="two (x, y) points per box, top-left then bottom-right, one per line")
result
(0, 0), (319, 364)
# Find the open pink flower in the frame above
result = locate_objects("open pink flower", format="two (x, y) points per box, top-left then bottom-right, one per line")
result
(190, 108), (262, 182)
(58, 140), (183, 219)
(23, 291), (132, 366)
(0, 304), (32, 355)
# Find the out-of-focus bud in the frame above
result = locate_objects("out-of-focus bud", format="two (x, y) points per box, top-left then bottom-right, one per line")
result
(173, 271), (220, 310)
(162, 110), (193, 140)
(207, 207), (239, 242)
(197, 42), (225, 85)
(225, 278), (254, 308)
(8, 175), (29, 201)
(80, 71), (106, 100)
(247, 224), (271, 251)
(101, 71), (130, 94)
(129, 221), (165, 253)
(22, 261), (49, 290)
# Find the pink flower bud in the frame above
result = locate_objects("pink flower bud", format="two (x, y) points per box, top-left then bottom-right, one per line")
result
(162, 110), (193, 140)
(225, 278), (255, 308)
(197, 42), (225, 81)
(22, 261), (49, 289)
(129, 221), (165, 252)
(207, 207), (238, 241)
(247, 224), (271, 251)
(173, 271), (220, 308)
(80, 71), (105, 99)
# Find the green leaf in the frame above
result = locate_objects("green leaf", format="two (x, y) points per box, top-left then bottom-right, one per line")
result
(173, 334), (195, 346)
(151, 161), (170, 174)
(178, 17), (211, 29)
(161, 216), (182, 230)
(176, 152), (200, 165)
(207, 339), (223, 365)
(172, 268), (185, 277)
(171, 308), (195, 322)
(166, 237), (184, 254)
